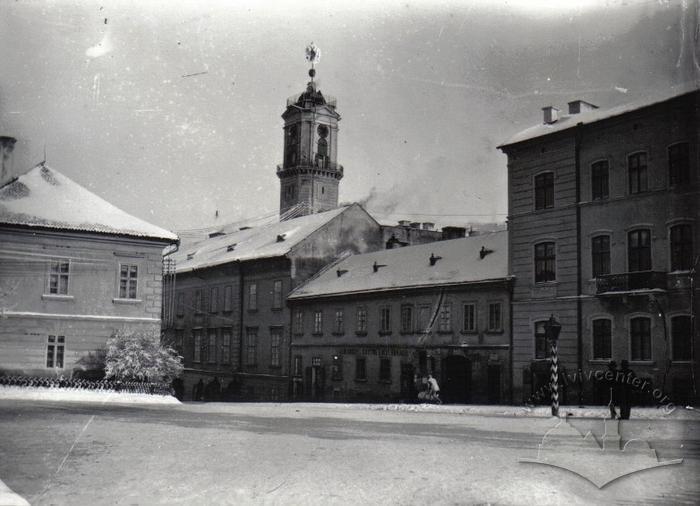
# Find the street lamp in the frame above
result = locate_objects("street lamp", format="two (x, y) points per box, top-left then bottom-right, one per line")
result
(544, 314), (562, 417)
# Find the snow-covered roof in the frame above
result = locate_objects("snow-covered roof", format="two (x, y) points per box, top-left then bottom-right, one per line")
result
(0, 164), (178, 242)
(289, 230), (509, 299)
(173, 206), (351, 273)
(499, 84), (699, 148)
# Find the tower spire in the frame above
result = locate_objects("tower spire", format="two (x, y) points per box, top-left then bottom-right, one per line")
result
(305, 42), (320, 83)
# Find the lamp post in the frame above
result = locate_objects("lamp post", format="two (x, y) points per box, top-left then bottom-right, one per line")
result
(544, 314), (562, 417)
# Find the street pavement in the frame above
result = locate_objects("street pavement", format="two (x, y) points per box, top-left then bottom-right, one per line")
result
(0, 400), (697, 505)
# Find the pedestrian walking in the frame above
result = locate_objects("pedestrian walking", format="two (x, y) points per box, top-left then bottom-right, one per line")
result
(618, 360), (635, 420)
(606, 360), (619, 419)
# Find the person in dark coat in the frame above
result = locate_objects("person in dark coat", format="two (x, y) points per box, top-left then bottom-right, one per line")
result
(193, 378), (204, 401)
(618, 360), (635, 420)
(606, 361), (619, 419)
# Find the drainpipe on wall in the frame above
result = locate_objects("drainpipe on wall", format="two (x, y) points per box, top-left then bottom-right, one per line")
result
(238, 260), (244, 386)
(575, 123), (584, 407)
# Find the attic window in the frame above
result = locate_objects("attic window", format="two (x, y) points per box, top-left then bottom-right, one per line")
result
(227, 244), (237, 252)
(429, 253), (442, 266)
(480, 246), (494, 259)
(208, 231), (225, 238)
(276, 234), (286, 242)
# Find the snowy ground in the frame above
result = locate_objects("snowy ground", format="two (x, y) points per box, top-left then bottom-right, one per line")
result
(0, 400), (697, 505)
(0, 385), (180, 405)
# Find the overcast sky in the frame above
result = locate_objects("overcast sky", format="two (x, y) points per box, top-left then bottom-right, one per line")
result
(0, 0), (697, 232)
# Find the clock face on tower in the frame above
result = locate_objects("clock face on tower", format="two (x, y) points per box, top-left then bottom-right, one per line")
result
(317, 124), (329, 139)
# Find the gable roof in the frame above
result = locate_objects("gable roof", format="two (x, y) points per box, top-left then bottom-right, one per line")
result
(499, 84), (698, 149)
(0, 164), (178, 242)
(289, 230), (509, 299)
(173, 205), (356, 274)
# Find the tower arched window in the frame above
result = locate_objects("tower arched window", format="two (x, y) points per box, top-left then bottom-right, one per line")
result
(316, 124), (329, 167)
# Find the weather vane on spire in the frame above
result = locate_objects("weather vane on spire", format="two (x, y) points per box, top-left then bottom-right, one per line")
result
(305, 42), (321, 80)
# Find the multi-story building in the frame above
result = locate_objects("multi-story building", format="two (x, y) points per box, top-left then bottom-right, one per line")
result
(287, 231), (512, 404)
(499, 87), (699, 406)
(0, 156), (178, 376)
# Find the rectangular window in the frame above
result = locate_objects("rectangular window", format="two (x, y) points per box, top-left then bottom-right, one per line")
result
(248, 283), (257, 311)
(210, 287), (219, 313)
(400, 305), (413, 333)
(176, 293), (185, 317)
(294, 310), (304, 334)
(488, 302), (502, 332)
(672, 316), (691, 361)
(207, 329), (217, 364)
(670, 224), (693, 271)
(379, 358), (391, 382)
(592, 319), (612, 360)
(534, 172), (554, 210)
(272, 280), (283, 309)
(628, 152), (648, 194)
(49, 260), (70, 295)
(356, 306), (367, 334)
(534, 242), (556, 282)
(270, 328), (281, 367)
(334, 309), (344, 334)
(223, 285), (233, 312)
(313, 310), (323, 334)
(221, 328), (231, 365)
(591, 160), (609, 200)
(380, 306), (392, 333)
(591, 235), (611, 278)
(628, 230), (651, 272)
(418, 305), (432, 333)
(535, 321), (548, 359)
(293, 355), (303, 376)
(463, 303), (476, 332)
(245, 328), (257, 366)
(668, 142), (690, 186)
(46, 335), (65, 368)
(438, 303), (452, 332)
(194, 290), (203, 314)
(119, 264), (138, 299)
(193, 329), (202, 363)
(355, 357), (367, 381)
(630, 317), (651, 361)
(332, 355), (343, 381)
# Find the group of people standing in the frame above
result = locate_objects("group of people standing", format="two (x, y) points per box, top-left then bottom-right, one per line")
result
(605, 360), (636, 420)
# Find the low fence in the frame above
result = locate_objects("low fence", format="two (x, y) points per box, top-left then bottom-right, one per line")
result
(0, 375), (173, 396)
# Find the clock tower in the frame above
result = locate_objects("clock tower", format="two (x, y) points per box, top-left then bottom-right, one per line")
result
(278, 44), (343, 219)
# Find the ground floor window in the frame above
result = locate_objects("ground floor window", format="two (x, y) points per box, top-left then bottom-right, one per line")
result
(193, 329), (202, 363)
(46, 335), (65, 368)
(630, 317), (651, 361)
(671, 315), (691, 361)
(379, 358), (391, 382)
(332, 355), (343, 381)
(246, 328), (257, 366)
(207, 329), (217, 364)
(592, 318), (612, 360)
(355, 357), (367, 381)
(220, 328), (231, 365)
(534, 321), (547, 359)
(270, 328), (281, 367)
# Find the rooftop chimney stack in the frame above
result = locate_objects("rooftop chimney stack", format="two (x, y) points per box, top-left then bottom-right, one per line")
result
(567, 100), (598, 115)
(422, 222), (435, 231)
(542, 106), (560, 124)
(0, 136), (17, 187)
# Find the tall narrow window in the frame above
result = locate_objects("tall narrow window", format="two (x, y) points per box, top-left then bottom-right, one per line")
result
(356, 306), (367, 334)
(294, 310), (304, 334)
(174, 329), (184, 357)
(592, 319), (612, 360)
(332, 355), (343, 381)
(194, 290), (203, 314)
(671, 316), (691, 361)
(119, 264), (138, 299)
(210, 287), (218, 313)
(221, 328), (231, 365)
(668, 142), (690, 186)
(438, 303), (452, 332)
(670, 224), (693, 271)
(400, 305), (413, 333)
(193, 329), (202, 363)
(488, 302), (502, 332)
(630, 317), (651, 361)
(379, 358), (391, 382)
(176, 293), (185, 317)
(270, 328), (281, 367)
(49, 260), (70, 295)
(46, 335), (65, 368)
(380, 306), (392, 333)
(534, 172), (554, 210)
(246, 328), (257, 366)
(463, 303), (476, 332)
(355, 357), (367, 381)
(591, 235), (611, 278)
(535, 321), (547, 359)
(272, 280), (283, 309)
(534, 242), (556, 282)
(418, 305), (432, 333)
(591, 160), (609, 200)
(207, 329), (217, 364)
(294, 356), (303, 376)
(313, 310), (323, 334)
(334, 309), (344, 334)
(628, 152), (648, 194)
(628, 230), (651, 272)
(248, 283), (257, 311)
(223, 285), (233, 312)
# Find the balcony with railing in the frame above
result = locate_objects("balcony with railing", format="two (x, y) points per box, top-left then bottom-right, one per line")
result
(595, 271), (667, 295)
(277, 159), (344, 177)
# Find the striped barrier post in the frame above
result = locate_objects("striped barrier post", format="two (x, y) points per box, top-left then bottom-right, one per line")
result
(544, 314), (562, 418)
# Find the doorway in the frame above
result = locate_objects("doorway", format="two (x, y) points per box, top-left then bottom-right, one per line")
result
(442, 355), (471, 404)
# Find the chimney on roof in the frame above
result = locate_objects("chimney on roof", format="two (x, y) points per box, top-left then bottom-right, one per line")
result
(567, 100), (598, 115)
(336, 269), (348, 277)
(480, 246), (494, 259)
(542, 106), (560, 124)
(410, 222), (420, 229)
(276, 234), (286, 242)
(441, 226), (466, 240)
(208, 231), (225, 238)
(429, 253), (442, 266)
(0, 136), (17, 187)
(422, 222), (435, 231)
(373, 261), (387, 273)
